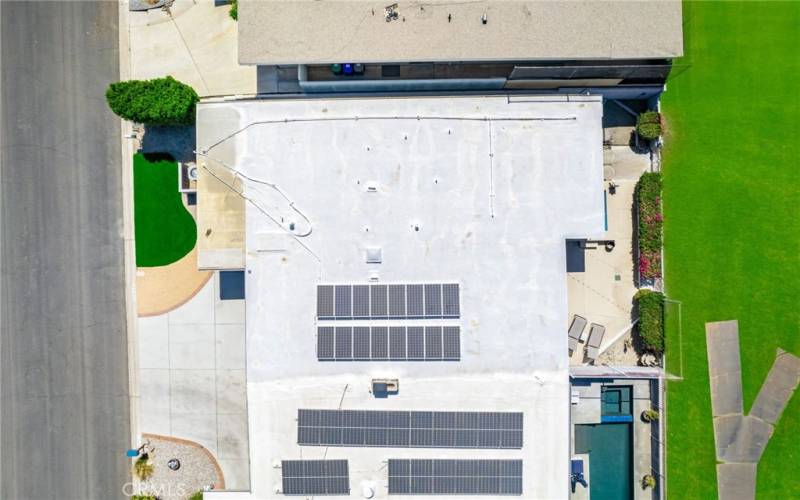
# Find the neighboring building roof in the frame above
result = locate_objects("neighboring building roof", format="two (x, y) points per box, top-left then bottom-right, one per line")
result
(197, 95), (605, 499)
(238, 0), (683, 65)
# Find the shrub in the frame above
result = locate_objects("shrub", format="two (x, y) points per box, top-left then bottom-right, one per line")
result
(188, 492), (204, 500)
(105, 76), (199, 126)
(134, 456), (155, 480)
(229, 0), (237, 20)
(637, 172), (663, 279)
(636, 111), (662, 141)
(635, 290), (665, 354)
(641, 408), (660, 422)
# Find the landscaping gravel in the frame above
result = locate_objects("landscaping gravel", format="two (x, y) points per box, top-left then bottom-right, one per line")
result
(135, 435), (223, 500)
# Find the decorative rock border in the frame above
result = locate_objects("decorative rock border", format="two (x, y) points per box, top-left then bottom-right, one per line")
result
(135, 433), (225, 499)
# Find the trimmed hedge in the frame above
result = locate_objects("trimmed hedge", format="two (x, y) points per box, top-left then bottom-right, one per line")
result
(105, 76), (198, 126)
(636, 110), (662, 141)
(635, 289), (665, 354)
(229, 0), (238, 20)
(637, 172), (663, 279)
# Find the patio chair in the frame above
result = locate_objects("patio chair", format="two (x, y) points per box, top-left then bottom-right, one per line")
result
(585, 323), (606, 361)
(570, 458), (588, 491)
(568, 315), (587, 353)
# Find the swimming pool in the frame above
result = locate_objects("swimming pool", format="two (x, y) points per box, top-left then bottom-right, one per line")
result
(574, 422), (633, 500)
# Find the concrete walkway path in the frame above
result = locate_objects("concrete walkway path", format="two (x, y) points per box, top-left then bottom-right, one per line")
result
(706, 320), (800, 500)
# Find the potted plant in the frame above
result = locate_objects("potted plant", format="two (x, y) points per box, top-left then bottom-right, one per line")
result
(642, 474), (657, 489)
(636, 111), (662, 141)
(641, 408), (660, 422)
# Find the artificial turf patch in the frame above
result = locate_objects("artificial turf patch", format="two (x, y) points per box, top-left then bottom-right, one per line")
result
(133, 152), (197, 267)
(661, 2), (800, 497)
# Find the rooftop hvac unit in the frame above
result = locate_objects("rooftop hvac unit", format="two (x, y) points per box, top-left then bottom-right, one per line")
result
(365, 247), (382, 264)
(372, 378), (399, 397)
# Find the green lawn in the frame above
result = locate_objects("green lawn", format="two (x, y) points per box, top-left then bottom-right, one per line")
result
(133, 152), (197, 267)
(661, 2), (800, 498)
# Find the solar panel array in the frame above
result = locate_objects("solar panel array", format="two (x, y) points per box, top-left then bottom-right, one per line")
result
(388, 459), (523, 496)
(281, 460), (349, 496)
(317, 284), (460, 320)
(297, 410), (523, 449)
(317, 326), (460, 361)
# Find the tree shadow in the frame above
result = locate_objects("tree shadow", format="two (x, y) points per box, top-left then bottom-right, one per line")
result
(140, 125), (196, 163)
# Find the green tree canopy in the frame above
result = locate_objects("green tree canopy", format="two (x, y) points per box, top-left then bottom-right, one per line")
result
(106, 76), (199, 126)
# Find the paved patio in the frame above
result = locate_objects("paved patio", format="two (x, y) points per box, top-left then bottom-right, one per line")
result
(567, 145), (650, 365)
(138, 272), (249, 489)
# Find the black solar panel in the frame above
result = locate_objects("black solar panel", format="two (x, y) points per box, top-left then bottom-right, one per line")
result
(442, 283), (460, 317)
(282, 460), (350, 496)
(317, 326), (460, 361)
(353, 327), (371, 359)
(317, 327), (335, 360)
(352, 285), (370, 318)
(388, 459), (522, 495)
(390, 326), (407, 360)
(407, 327), (425, 359)
(406, 285), (425, 317)
(297, 410), (523, 449)
(334, 285), (351, 318)
(371, 327), (389, 359)
(424, 284), (443, 317)
(425, 326), (443, 359)
(443, 326), (461, 360)
(370, 284), (388, 317)
(317, 286), (334, 318)
(334, 327), (352, 359)
(316, 284), (459, 320)
(388, 284), (406, 317)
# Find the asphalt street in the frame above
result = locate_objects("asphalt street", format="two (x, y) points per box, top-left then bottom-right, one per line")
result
(1, 2), (131, 499)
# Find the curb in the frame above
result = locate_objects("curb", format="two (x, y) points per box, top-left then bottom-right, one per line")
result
(118, 0), (141, 451)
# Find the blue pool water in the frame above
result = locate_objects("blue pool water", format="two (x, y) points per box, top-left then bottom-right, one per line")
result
(574, 422), (633, 500)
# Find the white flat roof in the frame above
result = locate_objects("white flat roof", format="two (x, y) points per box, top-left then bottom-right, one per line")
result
(197, 95), (605, 499)
(238, 0), (683, 65)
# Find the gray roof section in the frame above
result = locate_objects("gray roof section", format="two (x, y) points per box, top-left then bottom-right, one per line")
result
(239, 0), (684, 65)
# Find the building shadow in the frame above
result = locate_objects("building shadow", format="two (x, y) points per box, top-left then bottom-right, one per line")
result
(140, 125), (197, 163)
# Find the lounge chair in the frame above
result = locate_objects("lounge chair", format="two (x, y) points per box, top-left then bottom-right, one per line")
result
(571, 458), (588, 491)
(568, 315), (587, 353)
(585, 323), (606, 361)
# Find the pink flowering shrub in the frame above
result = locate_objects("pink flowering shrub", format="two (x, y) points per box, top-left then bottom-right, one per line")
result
(637, 173), (663, 279)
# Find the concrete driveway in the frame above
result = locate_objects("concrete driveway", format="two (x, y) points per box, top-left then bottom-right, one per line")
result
(129, 0), (255, 96)
(138, 271), (250, 489)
